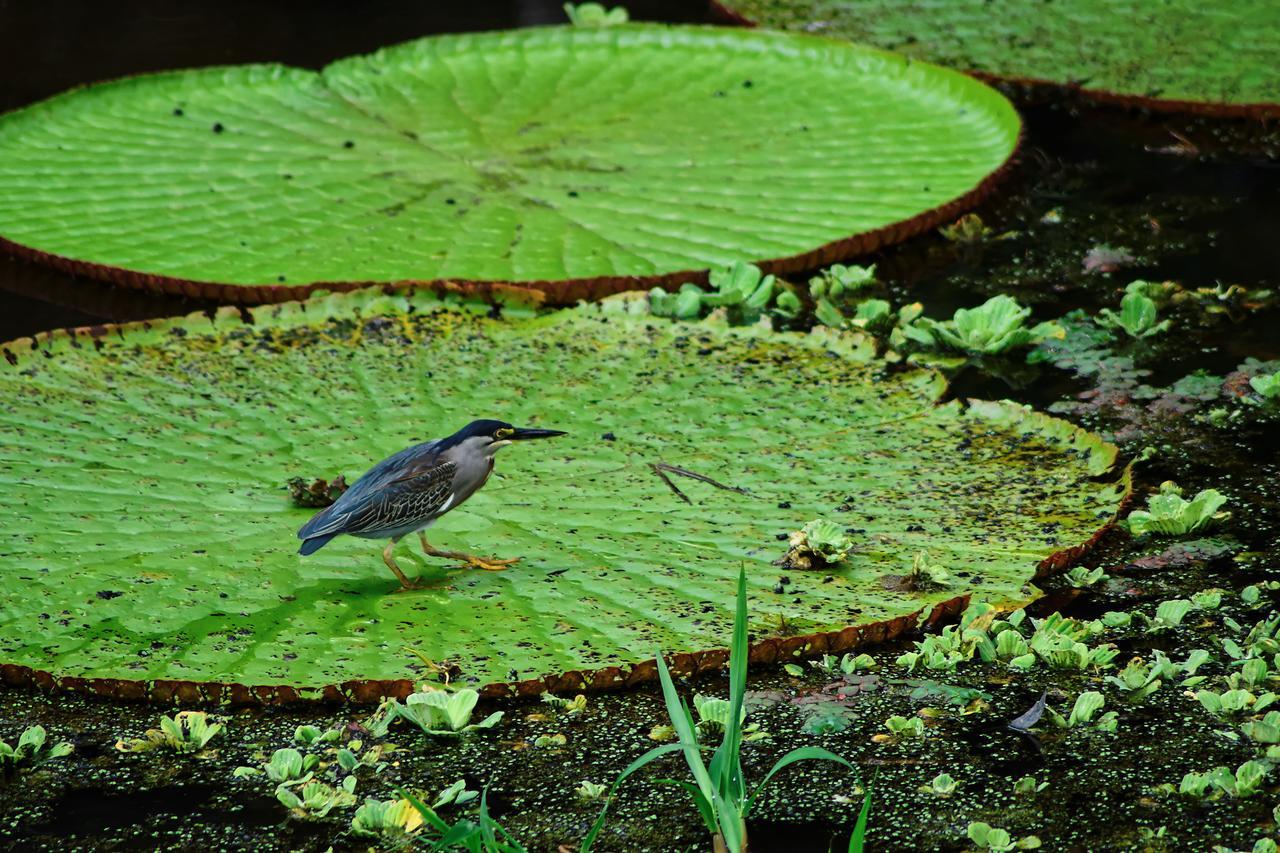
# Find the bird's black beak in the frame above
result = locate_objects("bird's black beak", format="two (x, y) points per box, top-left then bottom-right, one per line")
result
(510, 427), (567, 441)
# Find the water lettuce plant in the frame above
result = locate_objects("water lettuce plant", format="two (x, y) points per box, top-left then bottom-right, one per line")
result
(0, 26), (1018, 300)
(649, 262), (787, 325)
(908, 295), (1063, 355)
(393, 689), (503, 737)
(1196, 688), (1276, 720)
(1097, 288), (1171, 339)
(966, 821), (1042, 851)
(1064, 566), (1107, 588)
(581, 569), (855, 853)
(778, 519), (856, 570)
(351, 797), (423, 841)
(1126, 481), (1230, 537)
(877, 715), (926, 741)
(293, 725), (341, 746)
(276, 778), (358, 820)
(1045, 691), (1117, 732)
(563, 2), (628, 26)
(1176, 760), (1270, 799)
(115, 712), (223, 754)
(1251, 371), (1280, 400)
(922, 772), (959, 796)
(0, 726), (73, 769)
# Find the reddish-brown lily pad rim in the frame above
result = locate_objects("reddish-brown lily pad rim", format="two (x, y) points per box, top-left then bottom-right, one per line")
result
(0, 288), (1133, 706)
(710, 1), (1280, 120)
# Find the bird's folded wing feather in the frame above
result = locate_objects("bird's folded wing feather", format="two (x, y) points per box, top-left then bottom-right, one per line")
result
(331, 460), (458, 537)
(298, 441), (454, 539)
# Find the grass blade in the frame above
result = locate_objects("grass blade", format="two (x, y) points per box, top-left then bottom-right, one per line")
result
(580, 742), (685, 851)
(849, 777), (874, 853)
(744, 746), (853, 816)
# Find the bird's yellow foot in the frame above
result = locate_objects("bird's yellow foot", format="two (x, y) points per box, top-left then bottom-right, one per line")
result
(458, 555), (521, 572)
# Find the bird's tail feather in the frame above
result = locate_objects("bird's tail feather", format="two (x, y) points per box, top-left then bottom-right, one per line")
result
(298, 533), (337, 556)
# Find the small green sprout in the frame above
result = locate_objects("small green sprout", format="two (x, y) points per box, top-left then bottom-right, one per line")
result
(393, 689), (503, 737)
(966, 821), (1042, 851)
(115, 711), (223, 754)
(1126, 481), (1230, 537)
(1250, 371), (1280, 400)
(533, 733), (568, 749)
(1097, 288), (1171, 339)
(909, 295), (1063, 356)
(921, 772), (959, 796)
(1045, 691), (1117, 732)
(277, 777), (358, 820)
(1012, 775), (1048, 795)
(878, 714), (925, 741)
(784, 663), (805, 677)
(1243, 585), (1263, 606)
(0, 725), (73, 769)
(576, 780), (608, 803)
(293, 725), (341, 745)
(779, 519), (854, 569)
(563, 2), (629, 26)
(1064, 566), (1108, 588)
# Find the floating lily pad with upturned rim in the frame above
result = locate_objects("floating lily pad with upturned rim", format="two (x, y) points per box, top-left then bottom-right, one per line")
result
(0, 287), (1128, 704)
(716, 0), (1280, 117)
(0, 24), (1019, 305)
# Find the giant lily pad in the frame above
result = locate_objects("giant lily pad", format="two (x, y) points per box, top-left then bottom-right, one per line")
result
(0, 288), (1126, 703)
(0, 25), (1018, 304)
(720, 0), (1280, 115)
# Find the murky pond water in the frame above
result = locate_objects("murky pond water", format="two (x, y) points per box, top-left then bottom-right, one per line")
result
(1, 2), (1277, 851)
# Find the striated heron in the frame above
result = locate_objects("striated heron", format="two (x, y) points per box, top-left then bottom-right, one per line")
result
(297, 419), (565, 590)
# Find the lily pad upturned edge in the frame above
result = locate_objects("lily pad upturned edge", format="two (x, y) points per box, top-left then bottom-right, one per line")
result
(711, 2), (1280, 119)
(1, 287), (1130, 707)
(0, 24), (1022, 306)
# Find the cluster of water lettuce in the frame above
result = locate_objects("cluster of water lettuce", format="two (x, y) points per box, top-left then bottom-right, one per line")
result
(648, 260), (1063, 358)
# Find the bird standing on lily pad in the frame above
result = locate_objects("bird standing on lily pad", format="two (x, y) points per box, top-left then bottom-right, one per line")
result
(297, 420), (565, 590)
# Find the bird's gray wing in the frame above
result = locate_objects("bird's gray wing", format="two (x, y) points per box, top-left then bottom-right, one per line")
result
(298, 441), (452, 539)
(342, 459), (458, 537)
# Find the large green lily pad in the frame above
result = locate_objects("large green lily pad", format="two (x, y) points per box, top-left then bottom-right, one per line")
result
(721, 0), (1280, 114)
(0, 288), (1126, 702)
(0, 25), (1018, 304)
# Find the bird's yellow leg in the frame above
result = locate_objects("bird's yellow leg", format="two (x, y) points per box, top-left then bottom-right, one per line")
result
(418, 533), (520, 572)
(382, 538), (421, 590)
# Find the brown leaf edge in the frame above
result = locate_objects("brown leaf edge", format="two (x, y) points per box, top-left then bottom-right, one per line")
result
(0, 288), (1132, 707)
(709, 1), (1280, 120)
(0, 49), (1023, 307)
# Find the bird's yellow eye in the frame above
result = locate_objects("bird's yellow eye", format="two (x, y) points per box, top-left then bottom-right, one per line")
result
(495, 428), (514, 439)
